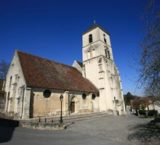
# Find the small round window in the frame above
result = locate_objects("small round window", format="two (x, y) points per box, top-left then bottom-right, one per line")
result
(92, 94), (96, 100)
(43, 89), (51, 98)
(82, 93), (86, 100)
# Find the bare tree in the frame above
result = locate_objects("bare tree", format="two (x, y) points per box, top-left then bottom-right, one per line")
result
(140, 0), (160, 99)
(0, 60), (9, 80)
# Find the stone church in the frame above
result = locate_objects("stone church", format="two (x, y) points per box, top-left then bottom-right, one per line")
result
(4, 24), (125, 119)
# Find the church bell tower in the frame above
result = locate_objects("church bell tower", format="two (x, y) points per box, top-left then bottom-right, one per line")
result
(82, 24), (125, 114)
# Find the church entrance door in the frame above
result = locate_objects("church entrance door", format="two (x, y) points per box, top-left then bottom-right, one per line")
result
(70, 102), (75, 113)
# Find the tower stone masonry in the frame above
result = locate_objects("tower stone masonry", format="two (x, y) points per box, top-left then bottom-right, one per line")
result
(82, 24), (125, 115)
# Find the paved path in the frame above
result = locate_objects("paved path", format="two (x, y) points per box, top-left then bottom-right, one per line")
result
(0, 115), (152, 145)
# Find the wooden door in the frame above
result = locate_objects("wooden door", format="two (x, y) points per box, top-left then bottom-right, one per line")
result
(70, 102), (75, 113)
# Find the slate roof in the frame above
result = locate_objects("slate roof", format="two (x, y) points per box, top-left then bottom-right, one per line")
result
(83, 24), (110, 35)
(17, 51), (98, 94)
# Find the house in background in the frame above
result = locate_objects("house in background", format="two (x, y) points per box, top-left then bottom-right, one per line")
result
(153, 101), (160, 114)
(130, 96), (160, 115)
(4, 24), (125, 119)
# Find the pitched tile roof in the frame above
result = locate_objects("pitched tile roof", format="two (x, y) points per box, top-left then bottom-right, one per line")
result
(17, 51), (98, 94)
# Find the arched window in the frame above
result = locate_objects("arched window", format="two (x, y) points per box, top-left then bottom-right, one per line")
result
(105, 49), (110, 59)
(103, 34), (107, 43)
(89, 34), (93, 43)
(82, 93), (86, 100)
(107, 51), (110, 59)
(105, 49), (108, 57)
(9, 76), (12, 89)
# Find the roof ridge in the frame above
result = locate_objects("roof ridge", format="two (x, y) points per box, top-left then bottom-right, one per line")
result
(17, 50), (76, 70)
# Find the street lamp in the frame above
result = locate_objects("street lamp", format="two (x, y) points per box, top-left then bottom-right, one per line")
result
(113, 97), (119, 115)
(59, 94), (63, 124)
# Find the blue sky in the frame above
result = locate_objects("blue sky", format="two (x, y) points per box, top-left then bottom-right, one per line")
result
(0, 0), (146, 95)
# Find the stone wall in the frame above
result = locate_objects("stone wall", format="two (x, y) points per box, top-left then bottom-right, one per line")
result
(32, 90), (63, 117)
(30, 88), (97, 118)
(4, 51), (26, 116)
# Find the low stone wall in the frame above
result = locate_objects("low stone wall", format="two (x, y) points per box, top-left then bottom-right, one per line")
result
(20, 122), (66, 130)
(19, 115), (68, 130)
(19, 112), (109, 130)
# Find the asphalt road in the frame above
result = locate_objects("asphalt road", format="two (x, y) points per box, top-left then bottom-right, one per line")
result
(0, 115), (153, 145)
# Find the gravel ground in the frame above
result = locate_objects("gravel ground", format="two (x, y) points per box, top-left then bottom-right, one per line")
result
(0, 114), (156, 145)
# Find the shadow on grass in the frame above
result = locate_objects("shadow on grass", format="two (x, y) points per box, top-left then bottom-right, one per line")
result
(0, 118), (19, 143)
(128, 118), (160, 145)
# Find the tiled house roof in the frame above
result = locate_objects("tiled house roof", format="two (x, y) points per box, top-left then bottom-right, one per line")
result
(17, 51), (98, 94)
